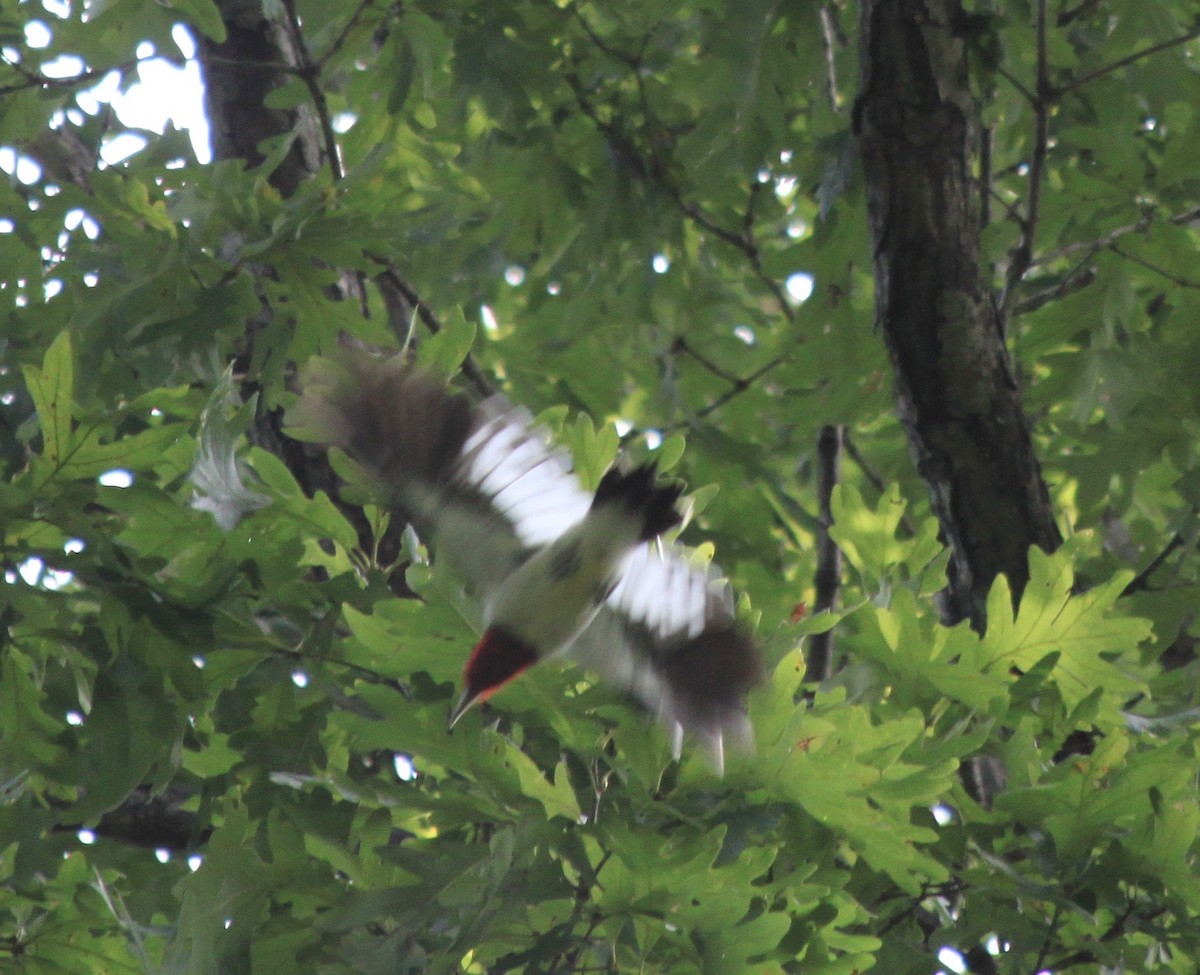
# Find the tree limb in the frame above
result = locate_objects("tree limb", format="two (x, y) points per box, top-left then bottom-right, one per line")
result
(806, 424), (843, 680)
(855, 0), (1062, 626)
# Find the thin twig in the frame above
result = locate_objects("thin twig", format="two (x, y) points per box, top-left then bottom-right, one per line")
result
(1122, 533), (1184, 596)
(544, 850), (612, 975)
(817, 5), (845, 112)
(315, 0), (379, 71)
(279, 0), (345, 182)
(841, 432), (920, 537)
(562, 26), (793, 322)
(998, 0), (1050, 325)
(692, 355), (786, 421)
(995, 63), (1037, 104)
(0, 52), (143, 95)
(663, 338), (786, 428)
(979, 120), (992, 227)
(1053, 26), (1200, 99)
(1032, 905), (1063, 975)
(1030, 211), (1153, 265)
(1108, 243), (1200, 290)
(1046, 899), (1154, 972)
(672, 336), (741, 385)
(569, 6), (642, 70)
(368, 256), (495, 397)
(1012, 261), (1097, 315)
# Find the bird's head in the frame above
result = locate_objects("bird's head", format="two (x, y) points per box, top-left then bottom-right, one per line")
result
(448, 627), (539, 727)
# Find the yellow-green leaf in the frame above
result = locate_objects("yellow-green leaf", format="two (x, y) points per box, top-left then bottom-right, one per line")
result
(21, 330), (73, 464)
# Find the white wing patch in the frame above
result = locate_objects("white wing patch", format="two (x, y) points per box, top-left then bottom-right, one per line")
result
(605, 542), (731, 645)
(457, 400), (592, 549)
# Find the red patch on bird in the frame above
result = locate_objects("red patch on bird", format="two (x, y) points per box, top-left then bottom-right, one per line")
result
(789, 602), (808, 623)
(463, 627), (539, 701)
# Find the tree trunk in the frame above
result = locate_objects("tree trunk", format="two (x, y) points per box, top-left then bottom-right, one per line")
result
(194, 0), (323, 197)
(854, 0), (1061, 628)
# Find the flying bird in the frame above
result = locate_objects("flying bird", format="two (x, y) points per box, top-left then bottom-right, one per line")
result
(291, 352), (761, 769)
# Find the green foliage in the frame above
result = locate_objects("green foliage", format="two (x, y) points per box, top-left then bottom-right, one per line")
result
(2, 1), (1199, 974)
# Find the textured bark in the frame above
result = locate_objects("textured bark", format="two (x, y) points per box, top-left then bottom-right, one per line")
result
(854, 0), (1061, 627)
(193, 1), (333, 484)
(194, 0), (322, 197)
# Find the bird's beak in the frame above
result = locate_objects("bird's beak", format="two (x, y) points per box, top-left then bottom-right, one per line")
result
(447, 687), (482, 729)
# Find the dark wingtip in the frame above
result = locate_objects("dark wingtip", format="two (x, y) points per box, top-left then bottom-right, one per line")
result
(592, 463), (683, 541)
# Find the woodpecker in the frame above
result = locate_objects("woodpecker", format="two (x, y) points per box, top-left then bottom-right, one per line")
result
(291, 352), (762, 769)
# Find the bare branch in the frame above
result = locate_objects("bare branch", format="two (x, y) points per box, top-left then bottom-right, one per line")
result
(1122, 533), (1184, 596)
(0, 51), (143, 94)
(1012, 262), (1097, 314)
(806, 424), (843, 680)
(661, 355), (786, 426)
(995, 63), (1036, 104)
(1108, 243), (1200, 290)
(671, 336), (741, 385)
(1053, 26), (1200, 100)
(998, 0), (1050, 326)
(368, 256), (496, 397)
(842, 433), (921, 538)
(1031, 211), (1153, 266)
(561, 27), (793, 321)
(315, 0), (379, 71)
(818, 5), (847, 112)
(279, 0), (346, 182)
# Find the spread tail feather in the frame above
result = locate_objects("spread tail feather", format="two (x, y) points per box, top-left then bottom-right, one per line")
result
(656, 622), (762, 760)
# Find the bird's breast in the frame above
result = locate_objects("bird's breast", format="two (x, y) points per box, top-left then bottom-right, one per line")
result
(484, 509), (640, 654)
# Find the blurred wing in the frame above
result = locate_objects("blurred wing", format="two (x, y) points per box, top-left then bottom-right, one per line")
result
(434, 397), (592, 588)
(565, 542), (762, 771)
(292, 353), (591, 593)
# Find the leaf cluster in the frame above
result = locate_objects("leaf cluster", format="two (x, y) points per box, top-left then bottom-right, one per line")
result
(1, 1), (1199, 973)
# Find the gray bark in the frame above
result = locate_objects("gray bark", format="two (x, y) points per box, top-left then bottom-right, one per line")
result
(854, 0), (1061, 627)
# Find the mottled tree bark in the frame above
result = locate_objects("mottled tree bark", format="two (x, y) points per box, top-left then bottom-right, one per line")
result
(194, 0), (322, 197)
(193, 0), (346, 500)
(854, 0), (1061, 628)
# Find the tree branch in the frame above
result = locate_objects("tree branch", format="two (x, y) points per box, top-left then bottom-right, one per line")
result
(1012, 258), (1098, 315)
(998, 0), (1050, 326)
(1108, 243), (1200, 290)
(0, 51), (143, 95)
(315, 0), (380, 71)
(693, 356), (786, 422)
(1122, 532), (1184, 596)
(818, 5), (847, 112)
(1052, 25), (1200, 100)
(368, 256), (496, 397)
(806, 424), (843, 681)
(1031, 210), (1154, 265)
(561, 27), (793, 321)
(279, 0), (346, 182)
(855, 0), (1062, 625)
